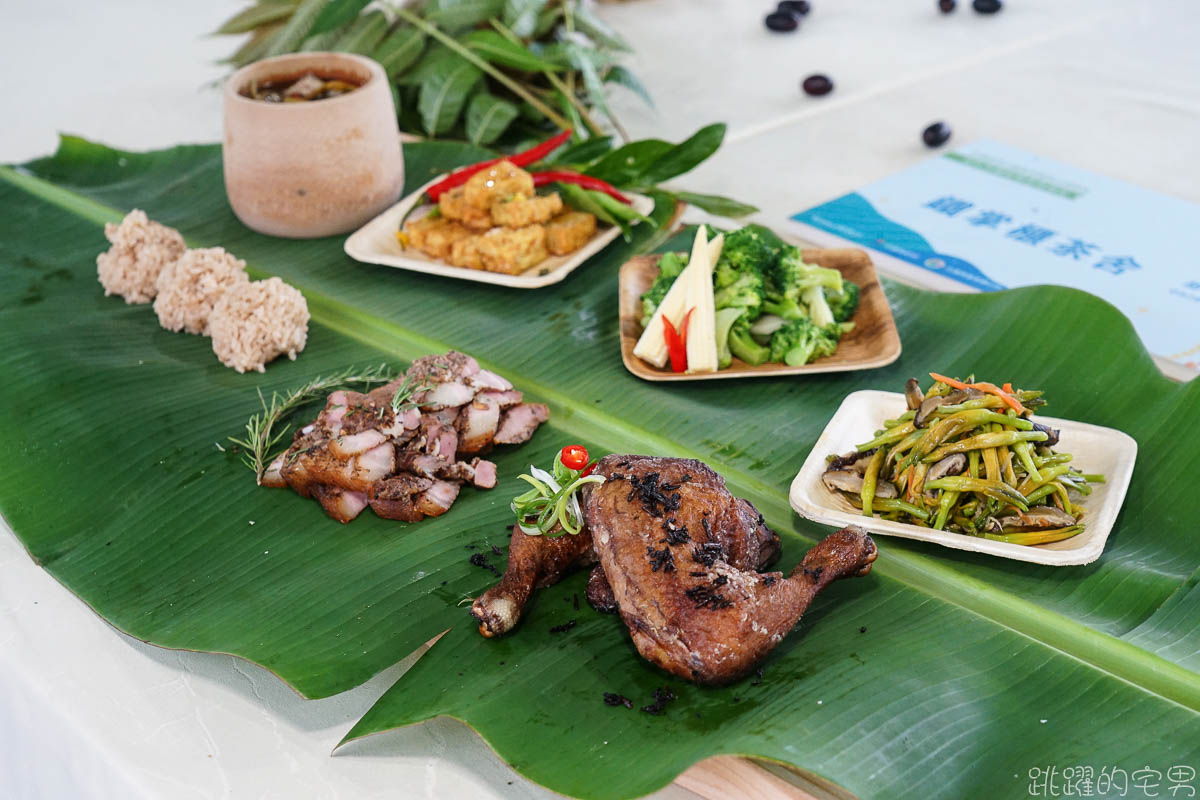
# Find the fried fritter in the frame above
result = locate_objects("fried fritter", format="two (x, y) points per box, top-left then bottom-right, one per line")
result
(490, 192), (563, 228)
(438, 188), (493, 231)
(462, 160), (535, 210)
(476, 225), (548, 275)
(404, 215), (473, 260)
(545, 211), (597, 255)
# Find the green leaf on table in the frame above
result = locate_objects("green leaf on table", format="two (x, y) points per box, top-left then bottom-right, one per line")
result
(584, 138), (672, 186)
(637, 123), (726, 185)
(604, 64), (654, 109)
(563, 42), (617, 129)
(214, 1), (299, 36)
(671, 191), (759, 218)
(224, 22), (283, 66)
(423, 0), (504, 32)
(547, 135), (614, 167)
(4, 137), (1199, 800)
(502, 0), (548, 38)
(532, 4), (561, 37)
(307, 0), (370, 38)
(465, 91), (519, 146)
(462, 30), (558, 72)
(332, 9), (389, 55)
(264, 0), (328, 56)
(415, 49), (483, 136)
(372, 26), (427, 79)
(570, 3), (632, 52)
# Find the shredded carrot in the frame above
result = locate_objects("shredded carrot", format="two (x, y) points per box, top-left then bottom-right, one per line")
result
(1002, 382), (1014, 394)
(929, 372), (1028, 415)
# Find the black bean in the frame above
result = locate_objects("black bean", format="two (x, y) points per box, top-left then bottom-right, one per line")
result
(938, 0), (956, 11)
(801, 74), (834, 97)
(972, 0), (1002, 13)
(765, 11), (799, 32)
(922, 121), (952, 148)
(778, 0), (811, 14)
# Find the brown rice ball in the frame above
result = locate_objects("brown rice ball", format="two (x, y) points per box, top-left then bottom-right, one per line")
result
(209, 278), (309, 374)
(96, 209), (186, 304)
(153, 247), (249, 336)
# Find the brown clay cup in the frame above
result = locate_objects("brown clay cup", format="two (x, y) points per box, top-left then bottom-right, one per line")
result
(223, 52), (405, 239)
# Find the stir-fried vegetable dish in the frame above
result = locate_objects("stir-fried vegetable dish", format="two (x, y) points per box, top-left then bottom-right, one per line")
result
(822, 374), (1104, 546)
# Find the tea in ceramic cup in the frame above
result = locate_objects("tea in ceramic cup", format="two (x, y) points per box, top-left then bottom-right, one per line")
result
(223, 52), (405, 239)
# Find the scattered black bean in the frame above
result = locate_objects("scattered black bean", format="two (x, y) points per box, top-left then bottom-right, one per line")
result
(751, 667), (765, 686)
(859, 626), (868, 634)
(801, 74), (834, 97)
(604, 692), (633, 709)
(765, 11), (799, 32)
(640, 687), (676, 715)
(938, 0), (956, 12)
(573, 593), (580, 611)
(549, 620), (577, 634)
(972, 0), (1002, 13)
(692, 542), (724, 567)
(778, 0), (810, 14)
(733, 696), (742, 703)
(712, 574), (729, 587)
(922, 121), (953, 148)
(490, 545), (502, 556)
(762, 575), (778, 587)
(628, 472), (681, 517)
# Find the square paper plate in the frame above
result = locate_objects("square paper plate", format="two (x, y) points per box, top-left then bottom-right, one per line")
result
(789, 390), (1137, 565)
(618, 245), (901, 381)
(345, 177), (655, 289)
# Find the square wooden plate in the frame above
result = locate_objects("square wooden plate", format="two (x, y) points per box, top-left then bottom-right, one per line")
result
(789, 390), (1138, 566)
(618, 243), (902, 381)
(345, 177), (656, 289)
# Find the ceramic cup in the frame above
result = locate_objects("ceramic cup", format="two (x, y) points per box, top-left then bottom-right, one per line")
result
(223, 52), (404, 239)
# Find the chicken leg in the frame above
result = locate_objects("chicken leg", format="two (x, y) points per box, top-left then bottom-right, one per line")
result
(586, 455), (876, 685)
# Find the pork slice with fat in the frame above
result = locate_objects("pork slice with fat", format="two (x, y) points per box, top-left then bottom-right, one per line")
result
(494, 403), (549, 445)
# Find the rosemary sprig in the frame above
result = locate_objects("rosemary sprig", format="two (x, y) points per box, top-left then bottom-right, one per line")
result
(390, 371), (434, 416)
(228, 364), (394, 484)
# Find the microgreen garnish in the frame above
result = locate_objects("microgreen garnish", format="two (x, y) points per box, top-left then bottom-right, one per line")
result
(511, 446), (605, 537)
(228, 364), (393, 483)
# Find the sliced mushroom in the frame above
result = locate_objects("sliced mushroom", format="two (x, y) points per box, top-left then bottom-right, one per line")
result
(914, 390), (969, 428)
(1032, 422), (1060, 447)
(926, 453), (968, 483)
(904, 378), (925, 411)
(997, 506), (1078, 530)
(827, 448), (876, 474)
(822, 470), (898, 498)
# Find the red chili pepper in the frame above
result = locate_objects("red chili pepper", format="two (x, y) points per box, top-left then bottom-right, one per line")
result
(581, 461), (597, 477)
(425, 129), (573, 201)
(663, 317), (687, 373)
(662, 308), (694, 373)
(530, 171), (631, 204)
(560, 444), (589, 471)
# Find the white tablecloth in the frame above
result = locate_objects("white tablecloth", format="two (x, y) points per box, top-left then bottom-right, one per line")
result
(3, 0), (1199, 797)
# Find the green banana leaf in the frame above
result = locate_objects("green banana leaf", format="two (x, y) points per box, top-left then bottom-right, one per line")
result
(2, 137), (1198, 800)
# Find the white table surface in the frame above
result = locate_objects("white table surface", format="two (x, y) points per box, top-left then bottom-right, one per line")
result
(3, 0), (1199, 798)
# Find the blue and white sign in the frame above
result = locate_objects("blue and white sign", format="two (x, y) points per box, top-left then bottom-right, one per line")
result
(790, 140), (1199, 372)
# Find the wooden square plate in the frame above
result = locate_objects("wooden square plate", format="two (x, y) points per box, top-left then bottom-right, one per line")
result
(345, 178), (655, 289)
(789, 390), (1138, 566)
(618, 244), (902, 381)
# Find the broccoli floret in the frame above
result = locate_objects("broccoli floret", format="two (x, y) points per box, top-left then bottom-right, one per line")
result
(825, 281), (860, 322)
(714, 271), (764, 315)
(767, 318), (843, 366)
(769, 246), (844, 294)
(803, 284), (835, 327)
(718, 225), (784, 278)
(640, 251), (688, 327)
(728, 317), (770, 366)
(761, 297), (807, 320)
(714, 307), (744, 369)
